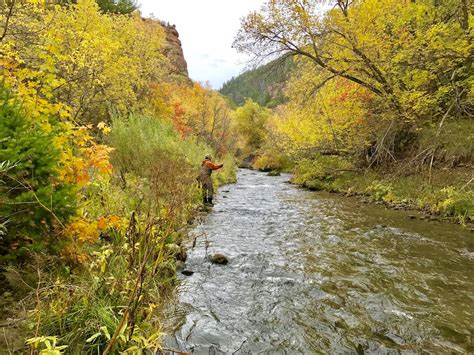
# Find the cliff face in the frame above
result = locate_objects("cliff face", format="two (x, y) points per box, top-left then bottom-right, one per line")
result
(141, 17), (189, 79)
(161, 24), (189, 77)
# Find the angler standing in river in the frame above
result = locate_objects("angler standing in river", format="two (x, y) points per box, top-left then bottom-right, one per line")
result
(198, 154), (223, 206)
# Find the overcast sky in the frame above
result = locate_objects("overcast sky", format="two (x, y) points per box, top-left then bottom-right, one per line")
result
(139, 0), (266, 89)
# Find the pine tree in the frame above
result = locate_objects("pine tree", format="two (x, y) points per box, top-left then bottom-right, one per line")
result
(0, 86), (76, 261)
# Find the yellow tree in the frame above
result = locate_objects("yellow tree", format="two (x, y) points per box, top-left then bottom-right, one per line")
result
(150, 82), (235, 154)
(232, 99), (271, 157)
(277, 69), (373, 156)
(0, 0), (168, 253)
(235, 0), (473, 161)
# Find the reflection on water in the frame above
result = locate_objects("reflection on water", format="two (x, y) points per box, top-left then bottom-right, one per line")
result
(165, 169), (474, 354)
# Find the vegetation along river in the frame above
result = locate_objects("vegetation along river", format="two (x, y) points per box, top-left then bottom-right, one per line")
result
(165, 169), (473, 354)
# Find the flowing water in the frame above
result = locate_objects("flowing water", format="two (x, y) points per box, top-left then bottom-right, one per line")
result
(165, 169), (474, 354)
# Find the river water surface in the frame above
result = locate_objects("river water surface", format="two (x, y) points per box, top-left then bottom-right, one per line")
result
(166, 169), (473, 354)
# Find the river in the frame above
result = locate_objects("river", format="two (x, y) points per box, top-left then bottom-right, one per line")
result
(165, 169), (474, 354)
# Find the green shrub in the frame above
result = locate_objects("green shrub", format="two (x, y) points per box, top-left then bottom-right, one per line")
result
(292, 156), (352, 185)
(434, 187), (473, 223)
(215, 154), (238, 186)
(0, 87), (76, 261)
(253, 151), (292, 172)
(366, 181), (394, 202)
(418, 120), (474, 165)
(109, 115), (237, 206)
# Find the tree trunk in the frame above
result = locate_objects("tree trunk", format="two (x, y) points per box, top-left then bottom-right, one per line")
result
(460, 0), (469, 31)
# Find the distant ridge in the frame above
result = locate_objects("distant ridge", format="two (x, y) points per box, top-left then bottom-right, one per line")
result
(220, 56), (295, 108)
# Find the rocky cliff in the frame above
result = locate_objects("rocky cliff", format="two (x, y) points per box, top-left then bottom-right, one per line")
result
(141, 17), (189, 79)
(161, 24), (189, 77)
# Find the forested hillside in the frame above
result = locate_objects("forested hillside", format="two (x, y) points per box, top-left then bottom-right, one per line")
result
(234, 0), (473, 224)
(220, 56), (294, 107)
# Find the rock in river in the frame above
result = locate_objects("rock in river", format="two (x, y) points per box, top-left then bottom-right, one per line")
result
(208, 253), (229, 265)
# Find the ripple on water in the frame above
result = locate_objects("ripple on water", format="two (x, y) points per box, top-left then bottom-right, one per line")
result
(164, 170), (474, 354)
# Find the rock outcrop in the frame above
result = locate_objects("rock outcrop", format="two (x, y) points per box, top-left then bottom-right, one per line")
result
(161, 23), (189, 77)
(140, 17), (189, 79)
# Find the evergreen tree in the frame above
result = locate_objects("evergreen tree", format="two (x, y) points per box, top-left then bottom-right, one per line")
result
(95, 0), (138, 14)
(0, 86), (76, 261)
(56, 0), (138, 14)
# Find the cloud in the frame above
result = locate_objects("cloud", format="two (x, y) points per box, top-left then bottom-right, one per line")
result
(212, 58), (228, 66)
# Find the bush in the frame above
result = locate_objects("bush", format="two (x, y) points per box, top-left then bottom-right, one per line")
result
(0, 88), (76, 261)
(366, 181), (394, 202)
(109, 115), (211, 177)
(434, 187), (473, 223)
(253, 152), (292, 172)
(109, 115), (237, 205)
(215, 154), (238, 186)
(292, 156), (353, 185)
(418, 120), (474, 166)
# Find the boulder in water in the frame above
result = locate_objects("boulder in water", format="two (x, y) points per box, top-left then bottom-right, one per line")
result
(181, 270), (194, 276)
(208, 253), (229, 265)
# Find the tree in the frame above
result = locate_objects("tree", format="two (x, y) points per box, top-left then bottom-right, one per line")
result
(233, 99), (271, 155)
(0, 0), (166, 125)
(0, 86), (76, 260)
(235, 0), (473, 162)
(234, 0), (391, 98)
(150, 82), (236, 154)
(234, 0), (473, 116)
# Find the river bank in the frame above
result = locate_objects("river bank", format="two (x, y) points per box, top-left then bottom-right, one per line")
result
(0, 161), (237, 353)
(281, 164), (474, 229)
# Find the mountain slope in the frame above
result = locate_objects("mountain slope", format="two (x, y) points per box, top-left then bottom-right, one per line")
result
(220, 56), (295, 107)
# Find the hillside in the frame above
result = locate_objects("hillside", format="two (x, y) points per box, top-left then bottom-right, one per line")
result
(219, 56), (294, 107)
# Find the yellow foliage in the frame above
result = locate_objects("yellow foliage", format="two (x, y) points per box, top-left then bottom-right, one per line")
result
(150, 82), (235, 153)
(97, 215), (125, 231)
(63, 218), (99, 244)
(0, 0), (166, 191)
(277, 75), (372, 154)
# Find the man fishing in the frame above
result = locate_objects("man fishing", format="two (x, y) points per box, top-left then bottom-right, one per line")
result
(198, 154), (224, 206)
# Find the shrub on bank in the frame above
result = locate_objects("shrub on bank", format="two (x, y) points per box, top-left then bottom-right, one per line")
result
(291, 157), (473, 224)
(110, 114), (237, 197)
(253, 152), (293, 172)
(291, 156), (353, 185)
(215, 154), (238, 186)
(109, 115), (210, 177)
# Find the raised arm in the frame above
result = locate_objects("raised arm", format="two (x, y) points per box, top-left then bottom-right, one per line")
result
(205, 161), (224, 170)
